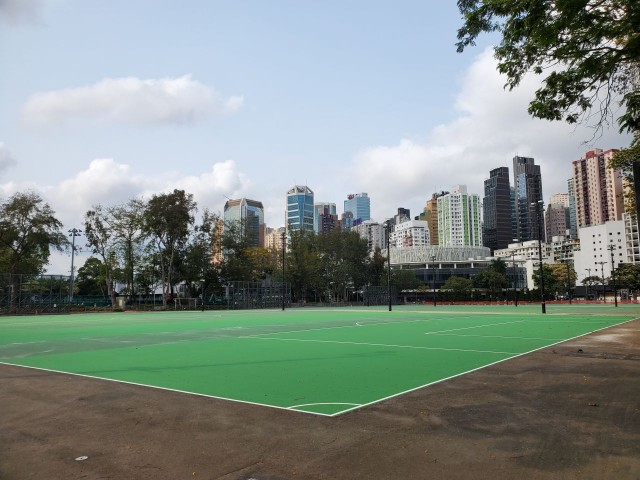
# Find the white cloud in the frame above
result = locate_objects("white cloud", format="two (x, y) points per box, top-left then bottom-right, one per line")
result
(0, 157), (250, 230)
(22, 75), (243, 126)
(349, 48), (631, 222)
(0, 143), (18, 175)
(0, 0), (43, 25)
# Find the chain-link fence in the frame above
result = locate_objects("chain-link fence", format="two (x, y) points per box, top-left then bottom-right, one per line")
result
(0, 274), (75, 314)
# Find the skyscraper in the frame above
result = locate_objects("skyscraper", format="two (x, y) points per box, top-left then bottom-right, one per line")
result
(513, 156), (544, 242)
(422, 192), (447, 245)
(483, 167), (512, 253)
(571, 148), (623, 229)
(343, 193), (370, 229)
(286, 185), (314, 233)
(567, 178), (578, 238)
(545, 202), (569, 241)
(313, 202), (336, 233)
(437, 185), (482, 247)
(223, 198), (265, 247)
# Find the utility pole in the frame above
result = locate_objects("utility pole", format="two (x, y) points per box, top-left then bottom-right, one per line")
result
(607, 244), (618, 307)
(281, 230), (286, 311)
(386, 222), (392, 312)
(596, 261), (607, 302)
(585, 268), (591, 300)
(68, 228), (82, 302)
(430, 254), (437, 307)
(532, 201), (546, 314)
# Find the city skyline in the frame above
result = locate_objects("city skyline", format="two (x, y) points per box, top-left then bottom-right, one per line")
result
(0, 1), (631, 274)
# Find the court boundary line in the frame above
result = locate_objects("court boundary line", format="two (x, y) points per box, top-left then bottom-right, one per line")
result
(1, 314), (637, 417)
(0, 361), (336, 417)
(331, 315), (640, 416)
(246, 336), (520, 355)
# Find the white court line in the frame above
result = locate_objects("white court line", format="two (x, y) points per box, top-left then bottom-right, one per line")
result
(333, 315), (640, 417)
(243, 318), (442, 338)
(429, 333), (564, 341)
(423, 320), (526, 335)
(288, 402), (361, 410)
(246, 336), (519, 355)
(0, 361), (335, 417)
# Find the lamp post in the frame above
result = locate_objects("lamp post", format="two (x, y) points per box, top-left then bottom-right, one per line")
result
(386, 222), (392, 311)
(585, 268), (591, 300)
(68, 228), (82, 302)
(511, 251), (519, 307)
(596, 261), (606, 302)
(532, 200), (546, 314)
(430, 254), (436, 307)
(281, 230), (286, 311)
(607, 244), (618, 307)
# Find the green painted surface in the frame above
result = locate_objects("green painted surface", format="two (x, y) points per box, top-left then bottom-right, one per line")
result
(1, 305), (637, 415)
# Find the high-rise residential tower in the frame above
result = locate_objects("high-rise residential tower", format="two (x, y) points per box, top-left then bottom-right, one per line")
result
(286, 185), (314, 233)
(421, 191), (447, 245)
(567, 178), (578, 238)
(343, 193), (370, 229)
(313, 203), (336, 233)
(437, 185), (482, 247)
(545, 202), (569, 241)
(513, 156), (544, 241)
(483, 167), (512, 253)
(223, 198), (265, 247)
(571, 148), (623, 229)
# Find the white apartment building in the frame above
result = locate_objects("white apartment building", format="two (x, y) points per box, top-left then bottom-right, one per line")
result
(390, 219), (431, 248)
(437, 185), (482, 247)
(389, 220), (431, 248)
(573, 219), (629, 285)
(353, 220), (386, 253)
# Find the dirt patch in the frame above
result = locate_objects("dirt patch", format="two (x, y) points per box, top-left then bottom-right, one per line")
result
(2, 320), (639, 480)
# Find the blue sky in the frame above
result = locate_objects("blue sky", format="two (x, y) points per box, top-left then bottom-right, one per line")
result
(0, 0), (631, 274)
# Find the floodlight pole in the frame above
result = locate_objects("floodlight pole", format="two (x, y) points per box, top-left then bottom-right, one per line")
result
(386, 222), (392, 312)
(608, 244), (618, 307)
(596, 261), (606, 302)
(68, 228), (82, 302)
(532, 201), (546, 314)
(430, 254), (436, 307)
(564, 258), (572, 304)
(281, 230), (286, 311)
(585, 268), (591, 300)
(511, 250), (518, 307)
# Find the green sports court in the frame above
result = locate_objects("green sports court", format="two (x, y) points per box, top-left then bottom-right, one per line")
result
(1, 304), (638, 416)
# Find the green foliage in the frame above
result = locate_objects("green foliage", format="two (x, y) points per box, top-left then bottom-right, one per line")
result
(441, 276), (474, 300)
(615, 263), (640, 290)
(532, 264), (563, 299)
(143, 189), (196, 303)
(75, 257), (106, 296)
(0, 192), (67, 275)
(457, 0), (640, 133)
(609, 132), (640, 215)
(391, 269), (421, 292)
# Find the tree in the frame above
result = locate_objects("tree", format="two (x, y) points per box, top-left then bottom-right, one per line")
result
(532, 264), (563, 300)
(473, 269), (508, 300)
(609, 132), (640, 214)
(75, 257), (106, 296)
(441, 276), (474, 301)
(285, 229), (321, 302)
(84, 205), (120, 308)
(615, 263), (640, 291)
(0, 192), (68, 310)
(178, 209), (222, 301)
(143, 189), (196, 305)
(111, 199), (145, 298)
(391, 269), (421, 292)
(457, 1), (640, 134)
(550, 262), (577, 297)
(367, 246), (387, 287)
(0, 192), (67, 275)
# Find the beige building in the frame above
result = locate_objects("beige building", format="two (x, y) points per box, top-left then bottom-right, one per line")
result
(265, 227), (286, 251)
(572, 148), (624, 228)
